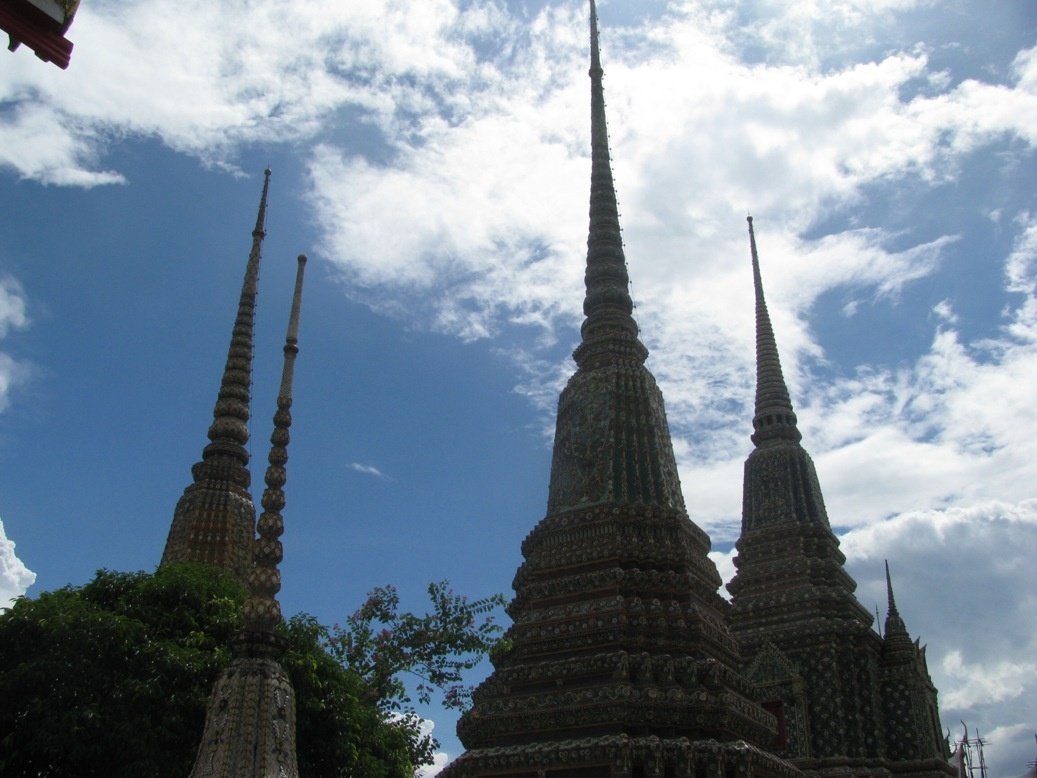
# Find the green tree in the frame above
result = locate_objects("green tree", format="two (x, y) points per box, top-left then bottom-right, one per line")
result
(0, 565), (503, 777)
(328, 582), (506, 713)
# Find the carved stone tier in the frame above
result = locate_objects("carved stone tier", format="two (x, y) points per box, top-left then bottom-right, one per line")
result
(162, 482), (257, 583)
(727, 518), (873, 638)
(189, 652), (299, 778)
(443, 734), (805, 778)
(547, 364), (686, 514)
(459, 480), (781, 752)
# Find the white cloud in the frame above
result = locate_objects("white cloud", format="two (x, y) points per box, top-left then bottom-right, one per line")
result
(0, 103), (125, 187)
(0, 517), (36, 610)
(940, 651), (1034, 710)
(302, 4), (1037, 414)
(0, 276), (30, 413)
(0, 275), (28, 338)
(350, 462), (387, 479)
(1, 0), (511, 183)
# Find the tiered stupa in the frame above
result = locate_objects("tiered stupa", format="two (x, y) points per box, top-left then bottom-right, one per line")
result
(443, 5), (801, 776)
(160, 170), (271, 586)
(727, 218), (951, 778)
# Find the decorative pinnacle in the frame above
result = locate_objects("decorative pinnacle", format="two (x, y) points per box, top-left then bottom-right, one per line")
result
(747, 215), (801, 446)
(193, 169), (272, 488)
(885, 560), (900, 617)
(883, 560), (909, 641)
(574, 0), (647, 371)
(241, 254), (307, 643)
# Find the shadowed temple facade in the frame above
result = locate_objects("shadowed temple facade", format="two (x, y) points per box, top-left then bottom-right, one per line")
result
(156, 3), (954, 776)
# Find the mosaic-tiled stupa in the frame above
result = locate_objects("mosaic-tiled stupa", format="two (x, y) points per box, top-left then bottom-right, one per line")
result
(443, 5), (954, 777)
(725, 218), (951, 778)
(442, 5), (801, 776)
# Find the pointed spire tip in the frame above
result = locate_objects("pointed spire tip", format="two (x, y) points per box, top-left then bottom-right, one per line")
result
(748, 216), (800, 445)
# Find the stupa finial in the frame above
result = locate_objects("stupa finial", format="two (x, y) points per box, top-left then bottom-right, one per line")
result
(201, 167), (272, 477)
(574, 0), (647, 371)
(747, 215), (801, 446)
(242, 254), (307, 640)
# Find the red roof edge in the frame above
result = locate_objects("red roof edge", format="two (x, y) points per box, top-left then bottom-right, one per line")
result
(0, 0), (74, 69)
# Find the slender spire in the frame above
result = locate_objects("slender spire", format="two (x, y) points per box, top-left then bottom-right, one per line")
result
(884, 560), (909, 640)
(242, 254), (307, 641)
(189, 254), (306, 778)
(747, 215), (801, 446)
(573, 0), (647, 371)
(885, 560), (898, 617)
(199, 166), (272, 482)
(160, 169), (273, 582)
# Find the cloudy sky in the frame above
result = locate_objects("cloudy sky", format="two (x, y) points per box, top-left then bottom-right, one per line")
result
(1, 0), (1035, 775)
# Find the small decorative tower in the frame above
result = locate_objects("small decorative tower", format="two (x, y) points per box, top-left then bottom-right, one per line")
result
(727, 218), (952, 778)
(880, 562), (947, 768)
(160, 170), (271, 586)
(189, 254), (308, 778)
(443, 7), (799, 778)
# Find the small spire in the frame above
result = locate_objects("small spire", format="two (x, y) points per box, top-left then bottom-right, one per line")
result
(241, 254), (307, 642)
(885, 560), (897, 615)
(747, 215), (801, 446)
(883, 560), (910, 643)
(574, 0), (647, 371)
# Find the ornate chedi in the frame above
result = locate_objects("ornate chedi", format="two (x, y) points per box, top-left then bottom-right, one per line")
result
(726, 218), (951, 778)
(160, 169), (271, 586)
(879, 564), (946, 771)
(443, 6), (800, 777)
(189, 254), (308, 778)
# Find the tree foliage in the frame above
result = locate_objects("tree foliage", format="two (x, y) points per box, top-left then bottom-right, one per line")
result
(0, 565), (504, 777)
(328, 581), (507, 713)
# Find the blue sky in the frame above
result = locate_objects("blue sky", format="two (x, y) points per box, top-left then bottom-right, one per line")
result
(1, 1), (1036, 775)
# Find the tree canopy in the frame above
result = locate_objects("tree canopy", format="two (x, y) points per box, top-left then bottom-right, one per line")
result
(0, 564), (504, 777)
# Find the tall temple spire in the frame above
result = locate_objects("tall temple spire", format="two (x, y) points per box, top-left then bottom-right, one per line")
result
(730, 220), (949, 775)
(160, 169), (272, 584)
(544, 0), (682, 514)
(574, 0), (647, 371)
(443, 7), (797, 776)
(748, 215), (801, 445)
(189, 254), (307, 778)
(206, 166), (270, 471)
(734, 217), (830, 533)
